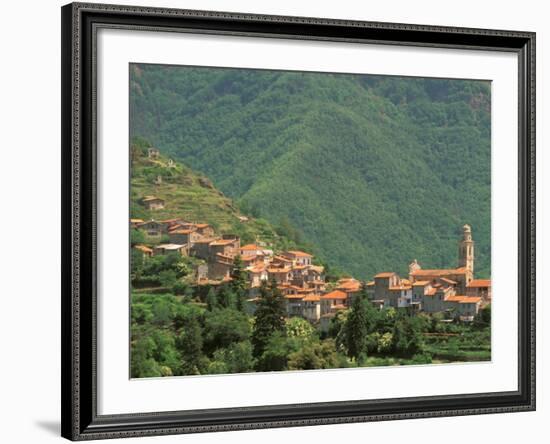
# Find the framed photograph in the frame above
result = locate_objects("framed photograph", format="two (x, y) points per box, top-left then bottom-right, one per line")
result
(61, 2), (536, 440)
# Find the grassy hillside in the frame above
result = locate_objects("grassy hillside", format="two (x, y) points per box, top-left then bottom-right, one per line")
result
(130, 141), (320, 255)
(130, 65), (491, 279)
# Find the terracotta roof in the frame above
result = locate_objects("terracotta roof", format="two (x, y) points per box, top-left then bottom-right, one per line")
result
(210, 239), (236, 246)
(375, 272), (396, 278)
(412, 280), (431, 286)
(267, 267), (292, 274)
(169, 229), (194, 235)
(458, 296), (482, 304)
(302, 295), (321, 302)
(273, 255), (293, 262)
(284, 294), (305, 300)
(321, 290), (348, 300)
(285, 250), (313, 258)
(446, 295), (481, 304)
(195, 223), (210, 229)
(134, 245), (152, 253)
(337, 280), (361, 291)
(425, 288), (437, 296)
(411, 268), (467, 277)
(467, 279), (491, 288)
(193, 238), (217, 244)
(241, 244), (260, 251)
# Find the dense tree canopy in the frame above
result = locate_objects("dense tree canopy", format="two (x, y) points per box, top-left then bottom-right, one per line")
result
(130, 65), (491, 279)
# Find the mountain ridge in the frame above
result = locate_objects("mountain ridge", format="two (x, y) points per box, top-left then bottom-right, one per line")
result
(130, 65), (491, 279)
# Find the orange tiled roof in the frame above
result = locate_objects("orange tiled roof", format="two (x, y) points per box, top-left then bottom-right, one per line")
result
(375, 272), (396, 278)
(467, 279), (491, 288)
(273, 255), (293, 262)
(411, 267), (467, 277)
(195, 223), (210, 229)
(445, 295), (481, 304)
(412, 280), (431, 286)
(285, 250), (313, 258)
(425, 288), (437, 296)
(134, 245), (153, 253)
(321, 290), (347, 300)
(241, 244), (260, 251)
(169, 229), (194, 234)
(267, 267), (291, 274)
(193, 238), (217, 244)
(210, 239), (236, 246)
(284, 294), (305, 300)
(459, 296), (482, 304)
(337, 280), (361, 291)
(302, 295), (321, 302)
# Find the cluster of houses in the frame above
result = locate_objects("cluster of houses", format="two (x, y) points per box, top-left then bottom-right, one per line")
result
(133, 218), (491, 327)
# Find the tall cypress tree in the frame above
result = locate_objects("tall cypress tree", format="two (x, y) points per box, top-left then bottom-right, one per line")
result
(230, 255), (248, 311)
(176, 316), (203, 375)
(251, 278), (287, 359)
(344, 283), (370, 361)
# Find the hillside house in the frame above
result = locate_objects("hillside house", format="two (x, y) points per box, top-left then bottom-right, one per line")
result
(302, 295), (321, 322)
(133, 244), (153, 259)
(208, 236), (240, 261)
(246, 264), (268, 288)
(320, 290), (348, 316)
(141, 196), (165, 210)
(191, 238), (218, 260)
(372, 272), (414, 308)
(208, 253), (234, 280)
(136, 220), (166, 237)
(194, 223), (215, 237)
(153, 243), (189, 256)
(466, 279), (492, 305)
(267, 267), (293, 285)
(147, 147), (160, 159)
(282, 250), (313, 266)
(169, 229), (201, 246)
(130, 218), (144, 229)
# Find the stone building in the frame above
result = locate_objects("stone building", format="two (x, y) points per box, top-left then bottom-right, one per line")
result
(141, 196), (165, 211)
(147, 147), (159, 159)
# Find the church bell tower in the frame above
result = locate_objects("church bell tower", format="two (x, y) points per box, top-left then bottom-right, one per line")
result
(458, 224), (474, 279)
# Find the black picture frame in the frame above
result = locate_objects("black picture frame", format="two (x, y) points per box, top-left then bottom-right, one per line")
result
(61, 2), (536, 440)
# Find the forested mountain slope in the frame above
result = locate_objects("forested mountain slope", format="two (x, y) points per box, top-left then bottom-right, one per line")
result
(130, 64), (491, 279)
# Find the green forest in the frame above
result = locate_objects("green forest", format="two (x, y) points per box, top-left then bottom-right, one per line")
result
(131, 280), (491, 378)
(130, 64), (491, 279)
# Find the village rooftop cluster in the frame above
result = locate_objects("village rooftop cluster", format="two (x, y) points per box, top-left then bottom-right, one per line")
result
(132, 213), (491, 330)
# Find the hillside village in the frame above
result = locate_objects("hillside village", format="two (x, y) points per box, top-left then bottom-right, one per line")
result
(131, 146), (491, 334)
(132, 209), (491, 330)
